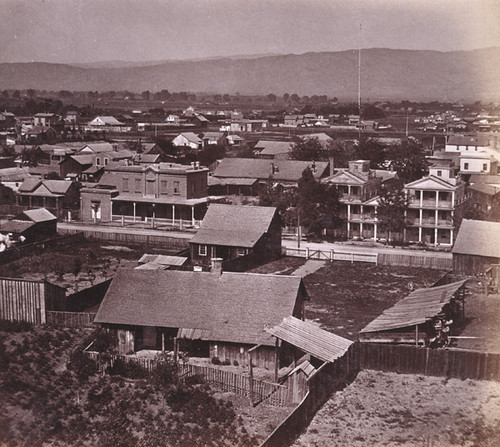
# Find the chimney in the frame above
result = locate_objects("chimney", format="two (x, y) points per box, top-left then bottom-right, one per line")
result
(210, 258), (223, 275)
(191, 161), (195, 169)
(329, 157), (334, 175)
(195, 161), (200, 169)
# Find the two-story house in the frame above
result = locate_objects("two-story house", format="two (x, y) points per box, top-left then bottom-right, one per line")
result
(80, 161), (211, 226)
(445, 134), (499, 175)
(33, 113), (60, 127)
(404, 161), (467, 246)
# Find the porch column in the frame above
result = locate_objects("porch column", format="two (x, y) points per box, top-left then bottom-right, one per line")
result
(435, 191), (439, 208)
(172, 205), (176, 226)
(435, 208), (439, 246)
(418, 208), (422, 243)
(29, 196), (32, 207)
(450, 228), (454, 245)
(360, 205), (364, 237)
(374, 223), (377, 241)
(347, 204), (351, 238)
(133, 202), (136, 222)
(191, 205), (195, 226)
(420, 190), (423, 208)
(42, 197), (46, 207)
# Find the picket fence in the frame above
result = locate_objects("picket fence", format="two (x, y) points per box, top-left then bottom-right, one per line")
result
(283, 247), (378, 264)
(46, 311), (96, 328)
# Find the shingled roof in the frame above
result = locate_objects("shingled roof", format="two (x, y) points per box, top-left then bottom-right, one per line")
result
(213, 158), (329, 182)
(94, 269), (306, 346)
(452, 219), (500, 258)
(190, 204), (277, 247)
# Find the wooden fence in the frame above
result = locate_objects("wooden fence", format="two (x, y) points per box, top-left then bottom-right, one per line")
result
(377, 252), (452, 270)
(283, 246), (452, 269)
(83, 351), (292, 407)
(58, 227), (190, 250)
(45, 311), (96, 328)
(283, 247), (378, 264)
(358, 342), (500, 381)
(261, 345), (360, 447)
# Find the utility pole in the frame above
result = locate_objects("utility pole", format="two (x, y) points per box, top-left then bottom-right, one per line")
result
(358, 23), (362, 141)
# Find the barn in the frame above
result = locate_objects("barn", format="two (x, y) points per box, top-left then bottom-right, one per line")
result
(452, 219), (500, 275)
(94, 268), (308, 369)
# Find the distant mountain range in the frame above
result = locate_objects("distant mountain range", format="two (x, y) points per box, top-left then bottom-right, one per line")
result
(1, 47), (499, 101)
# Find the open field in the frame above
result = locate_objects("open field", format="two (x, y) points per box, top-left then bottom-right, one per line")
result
(294, 369), (500, 447)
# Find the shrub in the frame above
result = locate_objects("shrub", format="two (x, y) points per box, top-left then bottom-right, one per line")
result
(0, 319), (33, 332)
(233, 359), (239, 366)
(222, 359), (231, 366)
(211, 356), (221, 365)
(68, 350), (98, 381)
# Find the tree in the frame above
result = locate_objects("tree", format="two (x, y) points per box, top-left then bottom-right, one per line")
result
(141, 90), (151, 100)
(324, 139), (355, 168)
(297, 168), (340, 237)
(1, 90), (8, 99)
(12, 90), (20, 98)
(282, 93), (290, 103)
(289, 137), (324, 161)
(377, 185), (408, 244)
(27, 89), (36, 98)
(388, 138), (428, 184)
(354, 138), (386, 168)
(266, 93), (277, 102)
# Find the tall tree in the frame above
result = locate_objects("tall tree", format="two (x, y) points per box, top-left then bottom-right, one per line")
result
(388, 138), (428, 184)
(289, 137), (324, 161)
(354, 138), (386, 168)
(377, 185), (408, 244)
(297, 168), (340, 237)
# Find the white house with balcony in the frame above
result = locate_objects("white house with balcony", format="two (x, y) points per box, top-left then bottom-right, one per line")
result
(404, 162), (467, 246)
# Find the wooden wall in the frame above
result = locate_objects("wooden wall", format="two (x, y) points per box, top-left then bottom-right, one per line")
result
(0, 278), (46, 324)
(210, 342), (276, 369)
(453, 253), (500, 275)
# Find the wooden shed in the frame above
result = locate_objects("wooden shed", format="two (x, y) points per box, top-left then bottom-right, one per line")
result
(359, 280), (467, 347)
(452, 219), (500, 275)
(0, 208), (57, 243)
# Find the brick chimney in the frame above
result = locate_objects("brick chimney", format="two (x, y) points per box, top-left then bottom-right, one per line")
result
(210, 258), (223, 275)
(329, 157), (335, 175)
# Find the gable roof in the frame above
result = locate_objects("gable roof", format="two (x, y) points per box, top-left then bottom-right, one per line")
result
(174, 132), (202, 144)
(43, 180), (73, 194)
(190, 204), (278, 247)
(254, 140), (293, 156)
(94, 269), (304, 346)
(78, 142), (115, 153)
(18, 177), (42, 192)
(213, 158), (328, 182)
(18, 208), (57, 223)
(452, 219), (500, 258)
(360, 280), (467, 333)
(322, 169), (370, 185)
(266, 316), (353, 363)
(404, 175), (458, 190)
(90, 116), (124, 126)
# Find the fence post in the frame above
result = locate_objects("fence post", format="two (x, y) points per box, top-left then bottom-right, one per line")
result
(330, 249), (334, 261)
(306, 247), (310, 259)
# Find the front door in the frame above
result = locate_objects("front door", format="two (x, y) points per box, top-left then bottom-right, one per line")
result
(143, 326), (157, 349)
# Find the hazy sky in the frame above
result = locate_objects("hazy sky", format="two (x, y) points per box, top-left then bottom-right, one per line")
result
(1, 0), (499, 64)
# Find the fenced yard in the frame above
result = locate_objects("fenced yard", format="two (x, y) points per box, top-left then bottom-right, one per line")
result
(45, 311), (96, 328)
(83, 350), (293, 407)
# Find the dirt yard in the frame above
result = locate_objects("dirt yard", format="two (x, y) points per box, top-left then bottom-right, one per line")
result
(294, 369), (500, 447)
(0, 239), (176, 295)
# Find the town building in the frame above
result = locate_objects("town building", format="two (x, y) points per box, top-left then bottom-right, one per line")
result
(80, 161), (210, 225)
(254, 140), (294, 159)
(0, 208), (57, 243)
(172, 132), (202, 150)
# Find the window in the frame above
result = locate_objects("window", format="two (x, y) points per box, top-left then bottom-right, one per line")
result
(173, 181), (180, 195)
(160, 180), (168, 194)
(464, 163), (469, 170)
(437, 170), (442, 177)
(123, 178), (129, 192)
(198, 245), (207, 256)
(96, 157), (101, 166)
(135, 178), (141, 193)
(237, 247), (247, 257)
(483, 163), (488, 171)
(104, 158), (109, 166)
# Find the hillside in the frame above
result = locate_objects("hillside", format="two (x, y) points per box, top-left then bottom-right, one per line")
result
(0, 47), (499, 101)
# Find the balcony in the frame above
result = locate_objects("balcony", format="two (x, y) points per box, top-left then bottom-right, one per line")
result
(407, 198), (454, 210)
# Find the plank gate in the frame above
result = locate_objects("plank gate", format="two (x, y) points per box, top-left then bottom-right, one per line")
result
(283, 247), (378, 264)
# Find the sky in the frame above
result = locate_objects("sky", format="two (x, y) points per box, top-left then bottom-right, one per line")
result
(0, 0), (499, 64)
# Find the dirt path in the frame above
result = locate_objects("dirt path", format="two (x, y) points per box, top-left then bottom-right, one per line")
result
(290, 259), (326, 277)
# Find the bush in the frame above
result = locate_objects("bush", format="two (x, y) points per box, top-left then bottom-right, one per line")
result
(222, 359), (231, 366)
(211, 356), (221, 365)
(233, 360), (239, 366)
(0, 319), (33, 332)
(68, 350), (98, 381)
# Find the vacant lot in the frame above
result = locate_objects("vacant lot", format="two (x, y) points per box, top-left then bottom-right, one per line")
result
(253, 258), (446, 340)
(294, 369), (500, 447)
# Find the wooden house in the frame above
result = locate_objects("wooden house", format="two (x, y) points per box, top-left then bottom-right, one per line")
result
(452, 219), (500, 275)
(94, 268), (308, 369)
(189, 204), (282, 268)
(16, 178), (80, 213)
